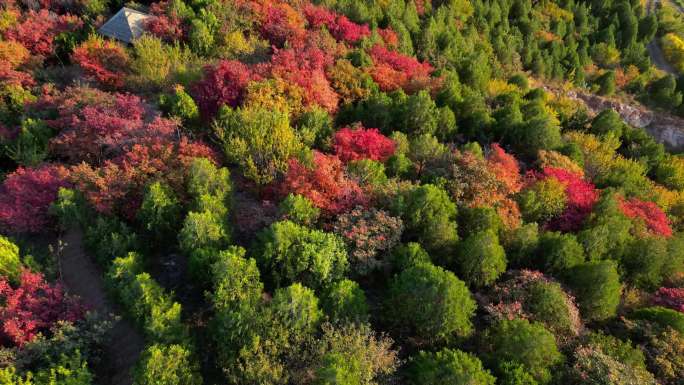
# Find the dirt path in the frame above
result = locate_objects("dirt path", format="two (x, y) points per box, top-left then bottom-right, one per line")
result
(648, 0), (677, 74)
(58, 229), (145, 385)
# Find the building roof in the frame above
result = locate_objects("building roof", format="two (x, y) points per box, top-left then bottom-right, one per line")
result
(98, 7), (151, 44)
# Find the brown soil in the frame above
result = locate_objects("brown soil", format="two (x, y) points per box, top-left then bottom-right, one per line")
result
(58, 229), (145, 385)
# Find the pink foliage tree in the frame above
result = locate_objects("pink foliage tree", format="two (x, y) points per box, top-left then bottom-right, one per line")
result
(303, 4), (370, 43)
(4, 10), (82, 56)
(0, 164), (71, 234)
(333, 126), (395, 163)
(0, 270), (83, 347)
(652, 287), (684, 313)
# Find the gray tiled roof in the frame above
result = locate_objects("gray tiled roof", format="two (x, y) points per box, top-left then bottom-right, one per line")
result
(98, 7), (151, 43)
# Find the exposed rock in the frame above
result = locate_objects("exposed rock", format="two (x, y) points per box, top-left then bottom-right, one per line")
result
(565, 90), (684, 152)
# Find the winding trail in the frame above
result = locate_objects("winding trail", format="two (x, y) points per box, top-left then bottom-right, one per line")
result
(58, 229), (145, 385)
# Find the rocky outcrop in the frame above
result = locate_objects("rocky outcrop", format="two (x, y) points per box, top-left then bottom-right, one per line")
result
(566, 90), (684, 152)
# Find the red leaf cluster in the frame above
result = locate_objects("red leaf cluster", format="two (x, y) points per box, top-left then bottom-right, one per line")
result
(333, 126), (395, 163)
(4, 10), (82, 56)
(278, 151), (367, 215)
(260, 2), (306, 47)
(69, 137), (215, 219)
(487, 143), (523, 195)
(48, 90), (177, 164)
(0, 164), (70, 234)
(303, 4), (370, 43)
(541, 167), (599, 232)
(0, 270), (83, 347)
(368, 44), (433, 92)
(145, 1), (186, 42)
(652, 287), (684, 313)
(191, 60), (256, 119)
(71, 38), (129, 89)
(0, 60), (35, 87)
(619, 197), (673, 237)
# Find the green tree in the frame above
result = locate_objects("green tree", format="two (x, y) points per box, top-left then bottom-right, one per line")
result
(321, 279), (369, 324)
(134, 344), (202, 385)
(384, 262), (476, 343)
(138, 182), (181, 243)
(535, 232), (585, 275)
(0, 235), (21, 282)
(457, 230), (507, 287)
(563, 261), (622, 322)
(597, 71), (616, 96)
(254, 220), (348, 289)
(482, 319), (562, 384)
(214, 107), (302, 185)
(278, 194), (320, 226)
(407, 348), (496, 385)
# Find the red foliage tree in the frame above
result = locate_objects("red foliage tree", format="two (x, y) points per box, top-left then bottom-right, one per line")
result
(303, 4), (370, 43)
(652, 287), (684, 313)
(278, 151), (367, 215)
(333, 126), (395, 163)
(541, 167), (600, 232)
(47, 90), (178, 164)
(487, 143), (523, 195)
(71, 37), (129, 89)
(145, 1), (186, 42)
(4, 10), (82, 56)
(191, 60), (256, 119)
(267, 46), (339, 112)
(0, 270), (83, 347)
(619, 197), (673, 237)
(368, 44), (433, 92)
(69, 137), (215, 219)
(260, 2), (306, 47)
(0, 164), (71, 234)
(0, 60), (35, 87)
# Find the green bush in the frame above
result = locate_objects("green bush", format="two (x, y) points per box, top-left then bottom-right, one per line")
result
(516, 179), (567, 223)
(482, 319), (562, 384)
(496, 362), (538, 385)
(137, 182), (182, 243)
(407, 348), (496, 385)
(503, 223), (540, 268)
(254, 220), (348, 289)
(178, 210), (229, 255)
(389, 242), (431, 271)
(134, 344), (203, 385)
(563, 261), (622, 322)
(630, 307), (684, 334)
(321, 279), (369, 324)
(526, 280), (577, 335)
(458, 206), (503, 238)
(0, 235), (21, 282)
(278, 194), (320, 226)
(535, 232), (585, 275)
(384, 262), (476, 343)
(621, 237), (668, 290)
(270, 283), (322, 341)
(456, 229), (507, 287)
(84, 215), (138, 266)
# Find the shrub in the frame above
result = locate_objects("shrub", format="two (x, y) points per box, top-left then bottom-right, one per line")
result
(72, 35), (130, 89)
(630, 307), (684, 334)
(457, 229), (507, 287)
(0, 235), (21, 282)
(384, 262), (476, 343)
(214, 107), (302, 186)
(535, 232), (585, 275)
(278, 194), (320, 226)
(270, 283), (322, 339)
(503, 223), (540, 268)
(563, 261), (622, 322)
(321, 279), (369, 323)
(159, 85), (200, 124)
(482, 319), (562, 384)
(191, 60), (254, 119)
(458, 206), (503, 238)
(254, 220), (348, 289)
(389, 242), (431, 271)
(134, 344), (203, 385)
(652, 287), (684, 313)
(516, 178), (567, 223)
(0, 270), (83, 347)
(394, 184), (459, 262)
(621, 237), (668, 290)
(332, 207), (403, 275)
(654, 155), (684, 191)
(333, 126), (396, 163)
(569, 346), (657, 385)
(407, 348), (496, 385)
(178, 210), (229, 255)
(618, 197), (673, 237)
(137, 182), (182, 243)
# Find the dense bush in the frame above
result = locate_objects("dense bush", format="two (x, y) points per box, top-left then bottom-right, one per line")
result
(456, 229), (507, 287)
(254, 220), (348, 289)
(135, 344), (203, 385)
(407, 348), (496, 385)
(482, 319), (562, 384)
(563, 261), (622, 322)
(384, 262), (476, 344)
